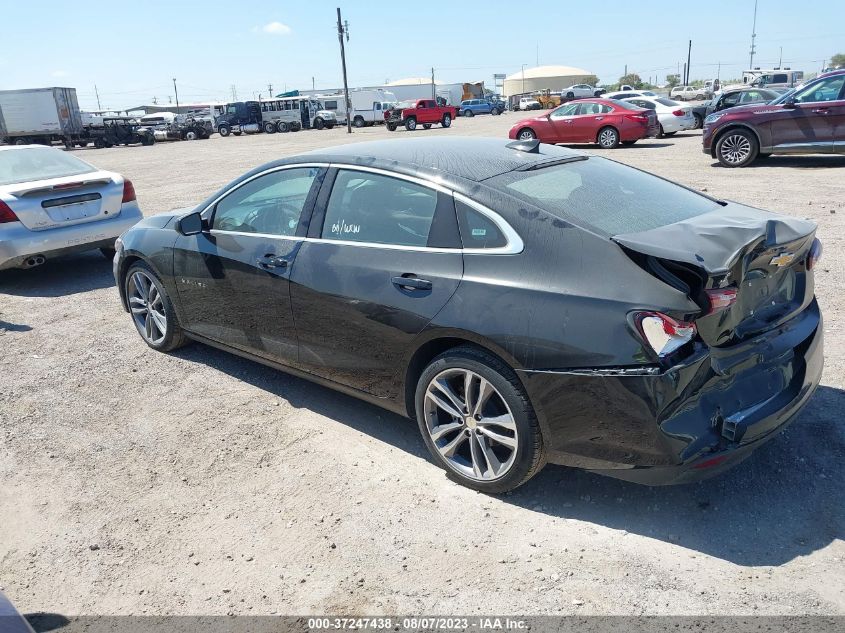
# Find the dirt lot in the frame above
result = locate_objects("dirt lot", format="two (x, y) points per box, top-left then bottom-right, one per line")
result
(1, 115), (843, 617)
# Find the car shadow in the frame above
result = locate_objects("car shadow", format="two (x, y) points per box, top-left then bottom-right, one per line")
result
(711, 156), (845, 169)
(24, 613), (71, 632)
(173, 342), (843, 568)
(0, 252), (114, 298)
(0, 319), (32, 332)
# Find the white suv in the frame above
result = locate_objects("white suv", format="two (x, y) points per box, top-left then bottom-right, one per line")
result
(670, 86), (705, 101)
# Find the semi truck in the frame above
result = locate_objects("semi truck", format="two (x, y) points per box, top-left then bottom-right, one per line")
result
(0, 87), (85, 146)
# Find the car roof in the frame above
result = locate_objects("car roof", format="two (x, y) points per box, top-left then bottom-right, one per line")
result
(294, 137), (588, 183)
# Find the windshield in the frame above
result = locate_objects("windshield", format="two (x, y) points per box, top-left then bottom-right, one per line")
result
(0, 147), (97, 186)
(486, 157), (720, 236)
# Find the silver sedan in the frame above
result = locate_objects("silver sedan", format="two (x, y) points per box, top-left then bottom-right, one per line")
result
(0, 145), (142, 270)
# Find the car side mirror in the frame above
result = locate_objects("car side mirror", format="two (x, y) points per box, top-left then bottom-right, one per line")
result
(176, 211), (204, 236)
(782, 98), (797, 109)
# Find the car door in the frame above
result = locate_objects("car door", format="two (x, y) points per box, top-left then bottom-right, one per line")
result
(546, 103), (581, 141)
(768, 75), (845, 153)
(570, 101), (607, 141)
(173, 165), (325, 365)
(290, 167), (463, 398)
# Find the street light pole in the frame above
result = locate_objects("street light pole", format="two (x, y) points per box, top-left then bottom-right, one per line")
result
(336, 7), (352, 134)
(172, 78), (180, 113)
(521, 64), (526, 95)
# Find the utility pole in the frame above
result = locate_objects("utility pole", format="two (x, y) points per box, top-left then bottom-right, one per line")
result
(312, 77), (315, 91)
(778, 47), (783, 68)
(521, 63), (526, 95)
(231, 85), (237, 101)
(685, 40), (692, 84)
(336, 7), (352, 134)
(749, 0), (758, 68)
(624, 64), (627, 78)
(431, 67), (435, 100)
(94, 84), (102, 111)
(172, 78), (180, 113)
(267, 83), (273, 97)
(683, 63), (687, 86)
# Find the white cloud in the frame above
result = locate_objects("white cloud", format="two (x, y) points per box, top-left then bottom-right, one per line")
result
(51, 70), (69, 78)
(259, 21), (291, 35)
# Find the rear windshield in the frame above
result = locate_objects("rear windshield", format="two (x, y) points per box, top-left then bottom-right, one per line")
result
(655, 98), (679, 107)
(0, 147), (96, 186)
(609, 100), (641, 110)
(487, 157), (720, 236)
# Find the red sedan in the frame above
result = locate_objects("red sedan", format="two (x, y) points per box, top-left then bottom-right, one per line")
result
(508, 98), (658, 148)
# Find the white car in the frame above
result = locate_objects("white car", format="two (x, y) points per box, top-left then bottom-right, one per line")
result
(561, 84), (599, 99)
(670, 85), (706, 101)
(518, 97), (542, 111)
(603, 89), (658, 100)
(620, 96), (696, 136)
(0, 145), (142, 270)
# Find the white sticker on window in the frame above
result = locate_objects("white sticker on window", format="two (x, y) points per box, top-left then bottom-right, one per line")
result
(331, 219), (361, 235)
(471, 228), (487, 236)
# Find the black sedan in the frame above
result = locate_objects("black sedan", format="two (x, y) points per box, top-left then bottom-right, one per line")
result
(114, 137), (823, 493)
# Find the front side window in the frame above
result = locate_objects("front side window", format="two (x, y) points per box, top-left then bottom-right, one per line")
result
(793, 76), (845, 104)
(212, 168), (320, 236)
(551, 103), (579, 118)
(322, 170), (438, 247)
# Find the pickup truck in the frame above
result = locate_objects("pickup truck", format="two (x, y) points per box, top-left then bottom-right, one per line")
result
(384, 99), (458, 131)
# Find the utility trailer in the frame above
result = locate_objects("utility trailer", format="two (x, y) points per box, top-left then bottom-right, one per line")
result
(0, 87), (85, 146)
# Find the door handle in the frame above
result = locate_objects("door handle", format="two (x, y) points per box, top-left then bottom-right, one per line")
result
(257, 255), (288, 269)
(391, 275), (432, 291)
(811, 108), (830, 114)
(594, 116), (604, 120)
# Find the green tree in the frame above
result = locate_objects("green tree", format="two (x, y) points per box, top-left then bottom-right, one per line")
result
(582, 75), (600, 87)
(666, 74), (681, 88)
(618, 73), (643, 89)
(831, 53), (845, 68)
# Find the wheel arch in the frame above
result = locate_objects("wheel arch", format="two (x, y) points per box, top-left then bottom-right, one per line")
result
(595, 124), (619, 143)
(117, 252), (169, 312)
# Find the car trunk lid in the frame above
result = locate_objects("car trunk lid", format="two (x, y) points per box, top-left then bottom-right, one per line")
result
(1, 171), (122, 231)
(613, 202), (817, 347)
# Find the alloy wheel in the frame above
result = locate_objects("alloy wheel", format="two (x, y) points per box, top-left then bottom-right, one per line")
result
(127, 271), (167, 346)
(720, 134), (752, 164)
(518, 129), (535, 140)
(599, 128), (618, 147)
(423, 368), (518, 481)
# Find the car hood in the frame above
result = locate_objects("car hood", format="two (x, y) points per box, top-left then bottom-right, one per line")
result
(132, 206), (194, 230)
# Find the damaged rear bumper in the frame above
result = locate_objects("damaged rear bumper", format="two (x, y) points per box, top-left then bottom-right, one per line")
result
(517, 300), (823, 485)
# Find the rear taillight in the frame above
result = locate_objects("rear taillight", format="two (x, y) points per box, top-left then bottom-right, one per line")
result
(625, 113), (649, 124)
(0, 200), (19, 224)
(705, 288), (738, 314)
(631, 311), (697, 358)
(672, 109), (686, 117)
(122, 179), (136, 203)
(807, 238), (822, 271)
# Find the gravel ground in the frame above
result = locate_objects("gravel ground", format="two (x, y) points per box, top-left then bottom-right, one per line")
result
(1, 114), (843, 617)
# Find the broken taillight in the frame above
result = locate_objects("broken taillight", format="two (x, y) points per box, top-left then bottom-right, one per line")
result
(631, 311), (697, 358)
(704, 288), (738, 314)
(807, 238), (822, 271)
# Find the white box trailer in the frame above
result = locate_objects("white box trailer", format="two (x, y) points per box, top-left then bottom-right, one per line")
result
(0, 87), (84, 145)
(321, 89), (397, 127)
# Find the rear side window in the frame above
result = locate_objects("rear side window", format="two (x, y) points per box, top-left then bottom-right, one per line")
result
(455, 200), (507, 249)
(487, 158), (720, 236)
(322, 170), (438, 247)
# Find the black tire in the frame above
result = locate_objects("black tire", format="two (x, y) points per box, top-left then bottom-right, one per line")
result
(291, 122), (301, 132)
(124, 261), (188, 353)
(218, 125), (231, 137)
(405, 117), (417, 131)
(13, 138), (29, 145)
(566, 91), (575, 99)
(423, 123), (432, 129)
(658, 124), (666, 138)
(353, 116), (365, 128)
(263, 121), (276, 134)
(597, 126), (620, 149)
(491, 108), (500, 116)
(441, 114), (452, 128)
(387, 122), (397, 132)
(516, 128), (536, 141)
(314, 117), (325, 130)
(100, 247), (116, 260)
(183, 129), (199, 140)
(93, 138), (106, 149)
(693, 113), (703, 129)
(325, 123), (335, 129)
(415, 346), (545, 494)
(276, 121), (289, 133)
(715, 128), (758, 168)
(464, 109), (474, 117)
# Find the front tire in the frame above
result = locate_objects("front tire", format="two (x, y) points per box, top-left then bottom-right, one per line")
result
(441, 114), (452, 128)
(597, 126), (619, 148)
(517, 128), (536, 140)
(314, 117), (325, 130)
(716, 128), (758, 167)
(124, 262), (187, 352)
(464, 109), (474, 117)
(218, 125), (231, 137)
(415, 346), (545, 494)
(405, 117), (417, 131)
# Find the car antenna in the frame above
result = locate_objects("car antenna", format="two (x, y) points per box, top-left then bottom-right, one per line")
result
(506, 139), (542, 153)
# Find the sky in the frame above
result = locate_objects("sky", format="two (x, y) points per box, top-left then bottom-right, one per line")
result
(0, 0), (842, 110)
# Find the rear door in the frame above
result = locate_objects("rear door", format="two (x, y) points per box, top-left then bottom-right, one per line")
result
(768, 74), (845, 153)
(290, 167), (463, 397)
(173, 165), (324, 365)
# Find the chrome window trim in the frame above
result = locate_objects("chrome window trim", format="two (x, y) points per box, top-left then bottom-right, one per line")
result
(199, 161), (524, 255)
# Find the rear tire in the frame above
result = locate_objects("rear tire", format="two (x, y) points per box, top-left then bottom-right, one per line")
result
(124, 261), (188, 353)
(464, 109), (474, 117)
(597, 126), (619, 148)
(353, 116), (365, 128)
(263, 122), (276, 134)
(415, 346), (545, 494)
(693, 113), (703, 129)
(566, 91), (575, 99)
(387, 122), (397, 131)
(276, 121), (289, 133)
(441, 114), (452, 128)
(715, 128), (758, 167)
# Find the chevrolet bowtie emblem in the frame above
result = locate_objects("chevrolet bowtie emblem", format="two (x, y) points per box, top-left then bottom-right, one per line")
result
(769, 253), (795, 267)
